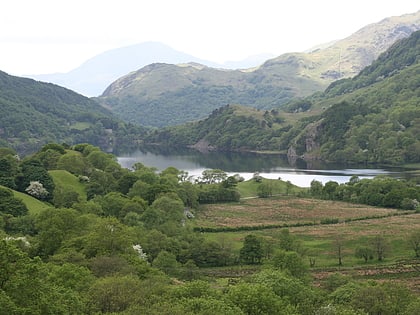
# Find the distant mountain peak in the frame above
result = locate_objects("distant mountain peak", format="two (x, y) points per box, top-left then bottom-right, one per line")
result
(97, 10), (420, 128)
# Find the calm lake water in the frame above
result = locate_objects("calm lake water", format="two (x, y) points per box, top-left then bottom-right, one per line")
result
(117, 147), (406, 187)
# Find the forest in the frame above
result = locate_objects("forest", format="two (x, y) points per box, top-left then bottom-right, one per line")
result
(0, 143), (419, 314)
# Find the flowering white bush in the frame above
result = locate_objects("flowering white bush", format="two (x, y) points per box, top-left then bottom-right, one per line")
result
(25, 181), (49, 199)
(5, 236), (30, 247)
(132, 244), (148, 261)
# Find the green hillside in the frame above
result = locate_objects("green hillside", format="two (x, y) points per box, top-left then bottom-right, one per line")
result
(98, 11), (420, 128)
(12, 189), (49, 215)
(146, 104), (289, 151)
(0, 71), (147, 155)
(49, 170), (87, 202)
(146, 30), (420, 165)
(288, 30), (420, 164)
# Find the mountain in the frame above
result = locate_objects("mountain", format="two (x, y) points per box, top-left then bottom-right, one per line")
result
(97, 61), (322, 127)
(145, 30), (420, 165)
(287, 29), (420, 165)
(28, 42), (225, 97)
(0, 71), (146, 155)
(98, 11), (420, 128)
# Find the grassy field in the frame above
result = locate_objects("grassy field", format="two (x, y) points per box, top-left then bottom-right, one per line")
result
(193, 195), (420, 288)
(194, 196), (401, 228)
(49, 170), (87, 201)
(237, 178), (304, 198)
(69, 122), (91, 131)
(12, 190), (49, 215)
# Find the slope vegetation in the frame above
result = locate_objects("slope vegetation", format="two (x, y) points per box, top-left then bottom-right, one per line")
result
(0, 71), (146, 155)
(289, 29), (420, 164)
(147, 30), (420, 165)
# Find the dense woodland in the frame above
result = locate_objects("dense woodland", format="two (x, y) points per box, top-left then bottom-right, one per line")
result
(0, 144), (419, 314)
(0, 71), (147, 155)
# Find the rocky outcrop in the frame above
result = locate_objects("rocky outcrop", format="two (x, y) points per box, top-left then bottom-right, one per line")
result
(189, 139), (216, 153)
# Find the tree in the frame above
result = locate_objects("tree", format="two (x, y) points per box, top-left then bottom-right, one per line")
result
(0, 186), (28, 217)
(227, 283), (295, 315)
(0, 154), (19, 189)
(83, 217), (134, 258)
(52, 188), (80, 208)
(334, 236), (344, 267)
(351, 282), (414, 315)
(87, 276), (145, 313)
(323, 181), (339, 200)
(239, 234), (263, 264)
(86, 169), (117, 198)
(199, 169), (227, 184)
(34, 208), (86, 258)
(95, 192), (130, 217)
(36, 148), (63, 170)
(271, 250), (308, 279)
(25, 180), (49, 199)
(252, 269), (320, 314)
(0, 240), (85, 314)
(153, 250), (180, 277)
(355, 246), (374, 263)
(86, 150), (117, 171)
(278, 229), (301, 252)
(116, 172), (139, 195)
(310, 180), (323, 197)
(56, 151), (90, 175)
(370, 235), (389, 261)
(409, 230), (420, 258)
(257, 182), (273, 198)
(17, 158), (55, 201)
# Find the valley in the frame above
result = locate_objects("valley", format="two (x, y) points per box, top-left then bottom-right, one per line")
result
(0, 9), (419, 315)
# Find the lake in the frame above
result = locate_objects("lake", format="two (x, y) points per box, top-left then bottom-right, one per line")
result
(116, 147), (405, 187)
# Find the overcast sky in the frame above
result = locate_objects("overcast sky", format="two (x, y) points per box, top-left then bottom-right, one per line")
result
(1, 0), (418, 75)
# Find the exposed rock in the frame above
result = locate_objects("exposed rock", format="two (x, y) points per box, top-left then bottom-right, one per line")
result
(189, 139), (216, 153)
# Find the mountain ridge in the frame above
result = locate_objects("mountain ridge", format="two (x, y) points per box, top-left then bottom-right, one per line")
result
(27, 42), (272, 96)
(98, 10), (420, 128)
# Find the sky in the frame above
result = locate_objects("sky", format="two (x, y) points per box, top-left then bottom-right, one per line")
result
(1, 0), (419, 75)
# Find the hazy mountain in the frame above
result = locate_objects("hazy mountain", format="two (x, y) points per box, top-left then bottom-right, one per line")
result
(145, 30), (420, 165)
(28, 42), (277, 97)
(28, 42), (223, 96)
(98, 11), (420, 128)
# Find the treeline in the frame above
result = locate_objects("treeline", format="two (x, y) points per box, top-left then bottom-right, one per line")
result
(146, 104), (289, 151)
(310, 176), (420, 210)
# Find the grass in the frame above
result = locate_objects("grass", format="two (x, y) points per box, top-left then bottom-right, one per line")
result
(193, 196), (420, 275)
(49, 170), (87, 201)
(12, 190), (49, 215)
(194, 197), (400, 229)
(237, 178), (305, 198)
(69, 122), (91, 131)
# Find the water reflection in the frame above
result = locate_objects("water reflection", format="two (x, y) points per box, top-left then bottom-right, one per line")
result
(117, 146), (403, 187)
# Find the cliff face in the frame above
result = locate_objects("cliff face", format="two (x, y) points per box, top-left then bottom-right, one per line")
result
(288, 120), (323, 161)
